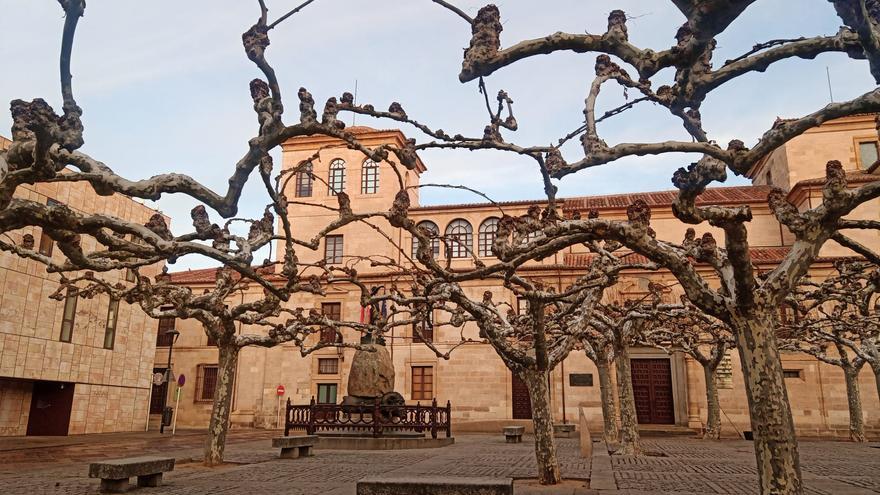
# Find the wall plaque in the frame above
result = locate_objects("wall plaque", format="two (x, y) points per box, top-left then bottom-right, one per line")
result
(569, 373), (593, 387)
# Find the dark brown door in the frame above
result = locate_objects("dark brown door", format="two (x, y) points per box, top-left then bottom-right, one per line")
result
(26, 381), (75, 436)
(511, 372), (532, 420)
(150, 367), (168, 414)
(630, 358), (675, 425)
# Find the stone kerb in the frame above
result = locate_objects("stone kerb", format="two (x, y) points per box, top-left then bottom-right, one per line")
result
(357, 476), (514, 495)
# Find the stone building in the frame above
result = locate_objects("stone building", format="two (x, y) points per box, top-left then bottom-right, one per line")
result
(157, 117), (880, 438)
(0, 135), (166, 436)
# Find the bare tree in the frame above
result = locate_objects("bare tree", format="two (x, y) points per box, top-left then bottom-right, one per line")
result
(641, 295), (734, 440)
(780, 260), (880, 443)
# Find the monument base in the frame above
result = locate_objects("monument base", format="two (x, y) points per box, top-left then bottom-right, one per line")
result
(317, 435), (454, 450)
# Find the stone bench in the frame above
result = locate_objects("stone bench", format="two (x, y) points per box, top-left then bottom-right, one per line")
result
(502, 426), (525, 444)
(272, 435), (318, 458)
(357, 475), (513, 494)
(88, 456), (175, 493)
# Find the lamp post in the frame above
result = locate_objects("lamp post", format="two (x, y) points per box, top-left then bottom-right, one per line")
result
(160, 328), (180, 434)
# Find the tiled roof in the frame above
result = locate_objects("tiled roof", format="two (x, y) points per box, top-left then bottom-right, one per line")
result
(563, 185), (772, 213)
(167, 265), (278, 285)
(791, 170), (877, 187)
(563, 247), (843, 268)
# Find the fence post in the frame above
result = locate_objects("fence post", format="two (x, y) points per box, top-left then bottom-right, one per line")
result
(430, 398), (438, 439)
(307, 396), (316, 435)
(446, 400), (452, 438)
(416, 402), (422, 432)
(284, 397), (291, 436)
(373, 400), (381, 438)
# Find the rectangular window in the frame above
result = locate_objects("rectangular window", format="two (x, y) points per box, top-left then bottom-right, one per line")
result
(411, 366), (434, 401)
(196, 365), (219, 402)
(125, 268), (136, 282)
(858, 140), (879, 169)
(318, 358), (339, 375)
(38, 229), (54, 256)
(103, 298), (120, 350)
(320, 302), (342, 343)
(295, 164), (313, 197)
(361, 160), (379, 194)
(156, 313), (176, 347)
(59, 288), (78, 343)
(517, 297), (528, 315)
(783, 369), (803, 379)
(39, 199), (60, 256)
(317, 383), (338, 404)
(413, 306), (433, 343)
(324, 235), (343, 264)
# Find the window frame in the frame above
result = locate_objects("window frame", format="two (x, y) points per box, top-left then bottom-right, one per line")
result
(444, 219), (473, 259)
(478, 217), (499, 257)
(856, 139), (879, 170)
(103, 298), (120, 350)
(320, 302), (342, 344)
(411, 366), (434, 401)
(412, 221), (440, 260)
(156, 311), (176, 347)
(39, 199), (60, 257)
(324, 234), (344, 264)
(328, 159), (346, 195)
(59, 288), (78, 343)
(318, 358), (339, 375)
(295, 162), (314, 197)
(360, 159), (379, 194)
(195, 364), (219, 402)
(316, 383), (338, 404)
(412, 305), (434, 343)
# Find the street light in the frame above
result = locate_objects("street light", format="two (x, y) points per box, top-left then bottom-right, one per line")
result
(160, 328), (180, 434)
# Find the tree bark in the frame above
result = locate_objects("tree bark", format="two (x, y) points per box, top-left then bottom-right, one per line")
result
(205, 343), (239, 466)
(614, 345), (641, 456)
(730, 311), (802, 494)
(520, 369), (562, 485)
(703, 364), (721, 440)
(843, 367), (867, 442)
(596, 357), (619, 443)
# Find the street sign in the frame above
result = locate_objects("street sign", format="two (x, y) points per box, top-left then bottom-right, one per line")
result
(177, 374), (186, 387)
(152, 372), (165, 386)
(276, 385), (285, 396)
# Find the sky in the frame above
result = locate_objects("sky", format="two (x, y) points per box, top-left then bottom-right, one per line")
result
(1, 0), (877, 270)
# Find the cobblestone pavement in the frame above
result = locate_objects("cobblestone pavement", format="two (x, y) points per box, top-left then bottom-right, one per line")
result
(0, 430), (876, 494)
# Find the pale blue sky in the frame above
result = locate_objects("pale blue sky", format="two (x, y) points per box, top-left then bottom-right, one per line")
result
(1, 1), (876, 269)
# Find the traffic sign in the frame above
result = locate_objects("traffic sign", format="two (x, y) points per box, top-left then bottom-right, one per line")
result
(276, 385), (285, 396)
(178, 374), (186, 387)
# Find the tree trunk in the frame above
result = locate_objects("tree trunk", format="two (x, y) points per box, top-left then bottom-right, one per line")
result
(703, 364), (721, 440)
(205, 344), (239, 466)
(614, 345), (641, 456)
(730, 311), (802, 494)
(596, 358), (619, 444)
(520, 369), (562, 485)
(843, 367), (866, 443)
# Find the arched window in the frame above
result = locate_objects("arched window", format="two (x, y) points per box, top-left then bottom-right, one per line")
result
(478, 217), (499, 257)
(328, 159), (346, 195)
(412, 221), (440, 259)
(361, 159), (379, 194)
(295, 162), (313, 197)
(444, 219), (473, 259)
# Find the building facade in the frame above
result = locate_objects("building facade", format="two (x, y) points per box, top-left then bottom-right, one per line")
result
(0, 136), (166, 436)
(158, 119), (880, 438)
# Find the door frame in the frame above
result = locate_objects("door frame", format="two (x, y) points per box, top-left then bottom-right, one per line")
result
(627, 348), (687, 426)
(510, 371), (532, 420)
(26, 380), (75, 436)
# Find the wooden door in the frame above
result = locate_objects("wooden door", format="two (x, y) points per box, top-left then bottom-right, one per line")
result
(511, 372), (532, 420)
(630, 358), (675, 425)
(150, 367), (168, 414)
(26, 381), (75, 436)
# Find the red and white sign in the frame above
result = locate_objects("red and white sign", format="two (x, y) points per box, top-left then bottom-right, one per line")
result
(276, 385), (285, 396)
